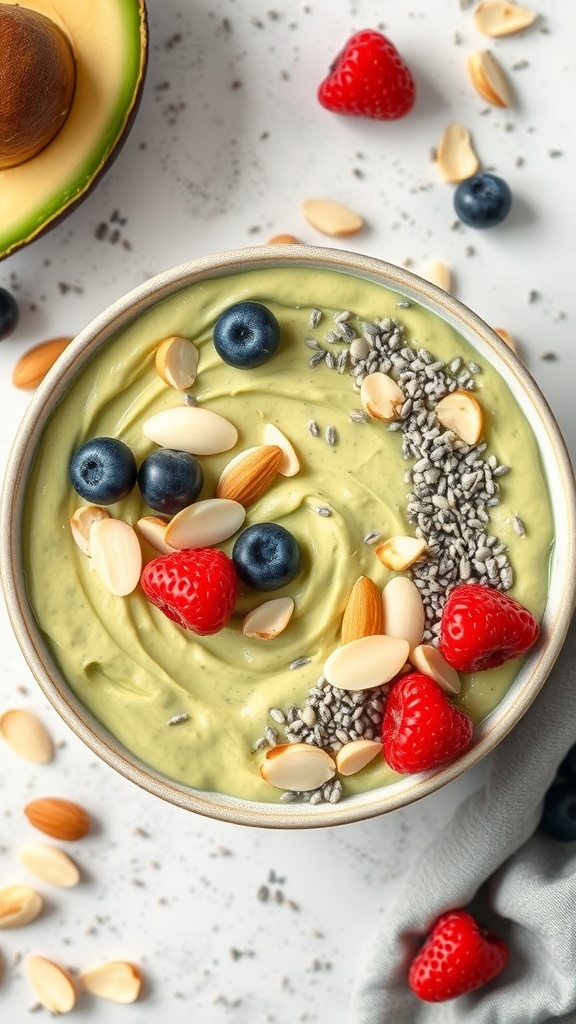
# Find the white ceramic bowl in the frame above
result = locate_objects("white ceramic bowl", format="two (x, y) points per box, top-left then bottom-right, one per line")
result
(2, 245), (575, 827)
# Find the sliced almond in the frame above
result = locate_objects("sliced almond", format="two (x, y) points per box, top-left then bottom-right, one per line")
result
(136, 515), (176, 555)
(381, 576), (425, 652)
(493, 326), (518, 353)
(80, 961), (143, 1004)
(436, 390), (484, 445)
(324, 634), (410, 691)
(341, 576), (384, 645)
(335, 739), (383, 777)
(18, 842), (80, 888)
(473, 1), (537, 37)
(216, 445), (283, 506)
(267, 233), (301, 244)
(375, 536), (428, 573)
(155, 335), (199, 391)
(242, 597), (295, 640)
(263, 423), (300, 476)
(0, 885), (42, 929)
(0, 708), (53, 763)
(360, 372), (406, 422)
(436, 122), (480, 183)
(12, 337), (73, 390)
(143, 406), (238, 455)
(165, 498), (245, 550)
(26, 956), (76, 1014)
(423, 261), (452, 293)
(467, 49), (512, 107)
(24, 797), (90, 841)
(260, 743), (336, 791)
(69, 505), (111, 556)
(301, 198), (364, 238)
(90, 518), (142, 596)
(410, 644), (462, 695)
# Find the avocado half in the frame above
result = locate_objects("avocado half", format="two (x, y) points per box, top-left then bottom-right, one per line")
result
(0, 0), (148, 261)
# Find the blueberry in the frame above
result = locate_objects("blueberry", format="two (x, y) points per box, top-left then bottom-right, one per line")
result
(0, 286), (19, 340)
(213, 301), (280, 369)
(454, 173), (512, 229)
(232, 523), (300, 590)
(70, 437), (137, 504)
(539, 782), (576, 842)
(138, 449), (203, 514)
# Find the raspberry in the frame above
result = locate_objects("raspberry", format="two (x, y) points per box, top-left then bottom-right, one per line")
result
(439, 583), (540, 673)
(141, 548), (237, 636)
(382, 672), (473, 774)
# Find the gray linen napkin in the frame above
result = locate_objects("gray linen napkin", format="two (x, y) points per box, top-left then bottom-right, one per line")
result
(350, 612), (576, 1024)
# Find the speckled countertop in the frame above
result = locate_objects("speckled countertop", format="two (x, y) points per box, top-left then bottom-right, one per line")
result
(0, 1), (574, 1020)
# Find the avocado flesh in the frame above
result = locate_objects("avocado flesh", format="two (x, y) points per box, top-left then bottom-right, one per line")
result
(0, 0), (147, 260)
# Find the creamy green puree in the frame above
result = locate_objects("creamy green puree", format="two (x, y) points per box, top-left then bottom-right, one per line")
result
(23, 266), (553, 803)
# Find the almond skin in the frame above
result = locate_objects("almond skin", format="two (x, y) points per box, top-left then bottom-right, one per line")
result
(12, 337), (73, 389)
(216, 445), (283, 506)
(24, 797), (90, 841)
(341, 576), (384, 645)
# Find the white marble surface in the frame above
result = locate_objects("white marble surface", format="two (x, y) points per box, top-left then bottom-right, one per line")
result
(0, 0), (574, 1019)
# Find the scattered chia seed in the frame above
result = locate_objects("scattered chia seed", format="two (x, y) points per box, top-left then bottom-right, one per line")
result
(167, 713), (189, 726)
(314, 505), (333, 517)
(309, 350), (325, 368)
(512, 514), (526, 537)
(289, 657), (311, 670)
(363, 530), (381, 545)
(308, 419), (320, 438)
(309, 308), (322, 328)
(325, 425), (337, 446)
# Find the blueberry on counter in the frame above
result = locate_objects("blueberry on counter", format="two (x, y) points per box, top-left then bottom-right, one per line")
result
(213, 301), (280, 368)
(70, 437), (137, 504)
(454, 173), (512, 229)
(232, 523), (300, 590)
(0, 286), (19, 339)
(138, 449), (203, 515)
(540, 782), (576, 842)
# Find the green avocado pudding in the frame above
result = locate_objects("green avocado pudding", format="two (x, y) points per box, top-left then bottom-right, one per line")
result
(21, 263), (553, 805)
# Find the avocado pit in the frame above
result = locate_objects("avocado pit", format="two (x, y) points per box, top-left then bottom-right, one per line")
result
(0, 3), (76, 169)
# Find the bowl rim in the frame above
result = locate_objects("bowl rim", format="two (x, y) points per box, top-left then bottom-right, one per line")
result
(2, 244), (575, 828)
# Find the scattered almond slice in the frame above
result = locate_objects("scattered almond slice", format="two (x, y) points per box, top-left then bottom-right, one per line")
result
(436, 390), (485, 445)
(410, 644), (462, 695)
(473, 1), (537, 37)
(493, 326), (518, 353)
(260, 743), (336, 791)
(324, 634), (410, 691)
(12, 337), (73, 390)
(155, 335), (199, 391)
(19, 842), (81, 888)
(381, 577), (425, 652)
(375, 536), (428, 572)
(0, 708), (53, 763)
(360, 372), (406, 422)
(143, 406), (238, 455)
(24, 797), (90, 841)
(242, 597), (295, 640)
(80, 961), (143, 1004)
(136, 516), (176, 555)
(423, 261), (452, 293)
(0, 884), (42, 929)
(165, 498), (245, 550)
(90, 518), (142, 596)
(436, 122), (480, 183)
(467, 49), (512, 107)
(26, 956), (76, 1014)
(267, 233), (301, 244)
(301, 198), (364, 238)
(263, 423), (300, 476)
(335, 739), (383, 777)
(341, 576), (384, 645)
(69, 504), (110, 556)
(216, 445), (283, 506)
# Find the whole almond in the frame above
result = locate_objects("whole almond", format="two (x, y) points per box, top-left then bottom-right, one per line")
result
(24, 797), (90, 841)
(0, 884), (42, 929)
(26, 956), (76, 1013)
(341, 576), (384, 645)
(0, 708), (53, 763)
(216, 445), (283, 506)
(80, 961), (143, 1003)
(12, 337), (73, 389)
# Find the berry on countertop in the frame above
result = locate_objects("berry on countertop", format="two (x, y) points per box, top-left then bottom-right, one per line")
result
(439, 583), (539, 673)
(318, 29), (415, 121)
(141, 547), (238, 635)
(454, 172), (512, 228)
(539, 782), (576, 842)
(0, 285), (19, 339)
(232, 523), (300, 591)
(382, 672), (473, 774)
(69, 437), (137, 505)
(138, 448), (203, 515)
(408, 909), (509, 1002)
(213, 301), (281, 369)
